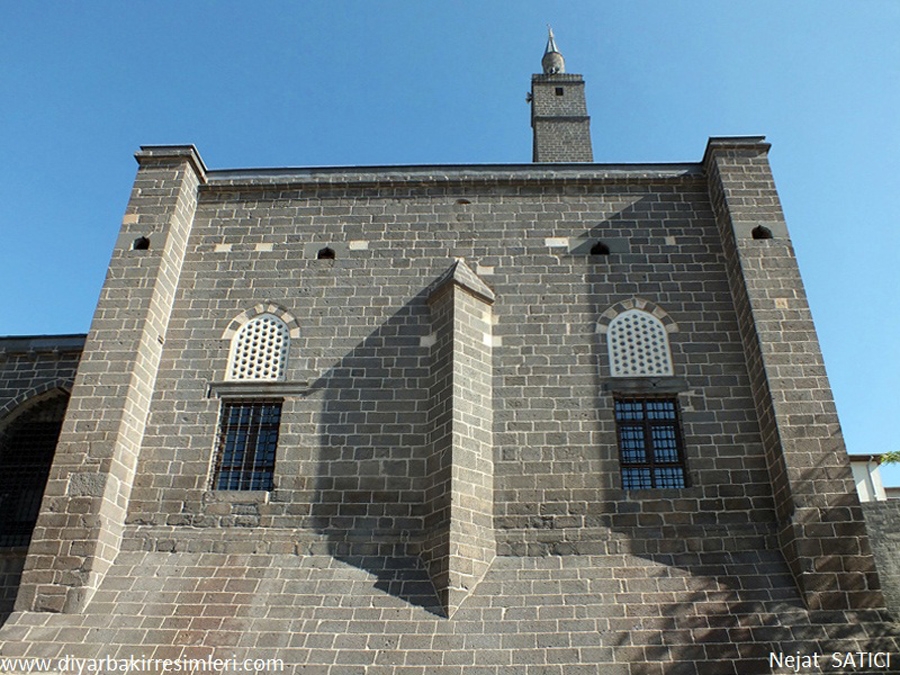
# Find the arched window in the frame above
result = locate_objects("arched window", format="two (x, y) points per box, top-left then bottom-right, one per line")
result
(227, 313), (290, 381)
(0, 392), (68, 546)
(607, 309), (674, 377)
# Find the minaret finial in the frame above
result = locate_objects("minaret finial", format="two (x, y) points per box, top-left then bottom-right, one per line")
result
(546, 25), (558, 52)
(542, 26), (565, 74)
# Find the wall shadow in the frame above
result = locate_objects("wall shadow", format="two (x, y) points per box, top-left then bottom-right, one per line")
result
(599, 546), (900, 674)
(572, 195), (782, 558)
(306, 287), (444, 615)
(571, 196), (900, 668)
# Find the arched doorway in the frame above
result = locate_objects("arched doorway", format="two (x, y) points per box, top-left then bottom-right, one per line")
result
(0, 392), (69, 547)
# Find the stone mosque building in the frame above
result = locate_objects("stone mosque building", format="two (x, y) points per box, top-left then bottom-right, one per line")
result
(2, 31), (900, 674)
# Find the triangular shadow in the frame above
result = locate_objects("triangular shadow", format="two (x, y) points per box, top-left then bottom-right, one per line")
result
(304, 285), (445, 615)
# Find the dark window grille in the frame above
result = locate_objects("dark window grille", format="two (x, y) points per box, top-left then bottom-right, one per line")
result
(0, 394), (68, 547)
(213, 399), (281, 491)
(614, 397), (687, 490)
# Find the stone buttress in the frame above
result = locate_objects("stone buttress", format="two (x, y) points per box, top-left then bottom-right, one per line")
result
(14, 147), (205, 613)
(704, 136), (884, 611)
(421, 260), (496, 617)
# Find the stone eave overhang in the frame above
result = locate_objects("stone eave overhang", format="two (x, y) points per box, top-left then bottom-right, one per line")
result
(0, 334), (87, 355)
(199, 162), (704, 194)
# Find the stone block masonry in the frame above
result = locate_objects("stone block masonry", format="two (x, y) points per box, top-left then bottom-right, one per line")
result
(0, 334), (84, 622)
(421, 260), (495, 617)
(704, 137), (883, 611)
(531, 73), (593, 162)
(0, 336), (84, 420)
(1, 549), (899, 674)
(1, 140), (896, 672)
(14, 147), (206, 614)
(0, 34), (894, 667)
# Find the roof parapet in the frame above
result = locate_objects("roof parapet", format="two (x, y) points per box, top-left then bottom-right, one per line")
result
(135, 145), (208, 183)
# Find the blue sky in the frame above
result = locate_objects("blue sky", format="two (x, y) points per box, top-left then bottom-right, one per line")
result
(2, 2), (899, 480)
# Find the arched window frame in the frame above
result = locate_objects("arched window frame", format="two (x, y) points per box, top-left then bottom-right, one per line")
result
(598, 300), (677, 379)
(607, 309), (674, 377)
(226, 313), (291, 382)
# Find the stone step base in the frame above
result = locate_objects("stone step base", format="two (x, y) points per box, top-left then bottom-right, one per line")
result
(1, 549), (899, 674)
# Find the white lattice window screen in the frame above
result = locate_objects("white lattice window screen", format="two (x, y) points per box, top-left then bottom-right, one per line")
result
(227, 314), (290, 381)
(608, 310), (673, 377)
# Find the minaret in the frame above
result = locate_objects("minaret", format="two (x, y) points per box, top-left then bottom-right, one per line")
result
(530, 28), (593, 162)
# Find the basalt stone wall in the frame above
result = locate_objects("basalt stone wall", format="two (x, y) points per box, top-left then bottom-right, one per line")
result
(0, 335), (84, 419)
(0, 144), (892, 671)
(15, 147), (204, 614)
(704, 138), (882, 611)
(115, 161), (780, 566)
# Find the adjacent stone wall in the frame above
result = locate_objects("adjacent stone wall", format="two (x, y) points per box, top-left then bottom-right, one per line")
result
(0, 334), (84, 619)
(863, 500), (900, 615)
(0, 335), (84, 419)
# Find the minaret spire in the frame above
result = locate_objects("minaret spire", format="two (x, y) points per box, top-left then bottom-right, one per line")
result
(530, 28), (593, 162)
(542, 25), (565, 74)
